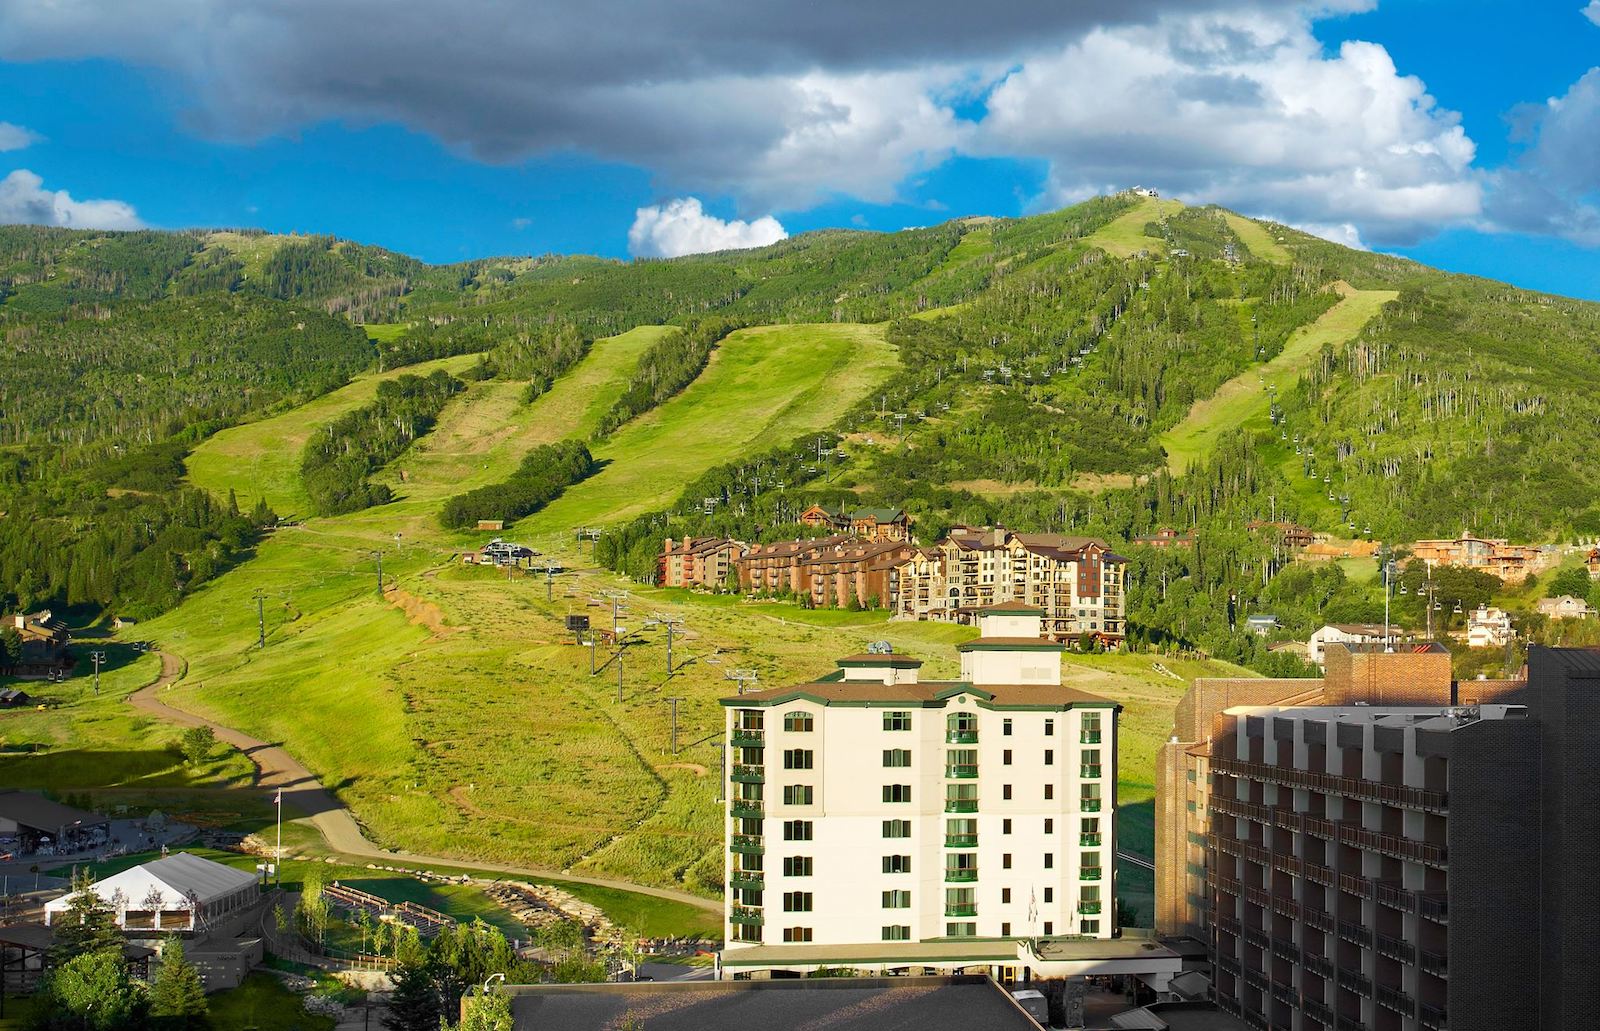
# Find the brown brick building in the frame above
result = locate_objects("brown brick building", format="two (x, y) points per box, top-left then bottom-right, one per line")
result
(660, 537), (746, 590)
(1156, 644), (1598, 1030)
(734, 535), (915, 609)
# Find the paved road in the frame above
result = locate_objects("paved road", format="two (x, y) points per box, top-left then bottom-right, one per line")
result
(130, 652), (719, 913)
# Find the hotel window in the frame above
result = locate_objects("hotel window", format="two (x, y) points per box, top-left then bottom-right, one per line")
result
(882, 890), (911, 909)
(882, 819), (911, 838)
(734, 924), (762, 943)
(883, 711), (912, 731)
(883, 784), (913, 804)
(782, 785), (813, 806)
(1003, 818), (1012, 835)
(882, 925), (911, 941)
(1044, 887), (1053, 903)
(783, 856), (813, 877)
(1003, 718), (1013, 736)
(1080, 920), (1099, 934)
(883, 855), (912, 874)
(783, 892), (813, 913)
(946, 922), (977, 938)
(1003, 784), (1013, 800)
(1044, 818), (1054, 834)
(1044, 784), (1054, 800)
(1003, 853), (1013, 870)
(1044, 719), (1055, 737)
(1044, 749), (1054, 766)
(1082, 853), (1102, 878)
(1003, 749), (1013, 766)
(1043, 921), (1054, 936)
(883, 748), (912, 767)
(784, 749), (814, 770)
(1081, 749), (1102, 778)
(783, 927), (813, 943)
(784, 711), (814, 733)
(1002, 888), (1012, 904)
(1002, 922), (1012, 936)
(783, 820), (813, 841)
(1044, 853), (1054, 869)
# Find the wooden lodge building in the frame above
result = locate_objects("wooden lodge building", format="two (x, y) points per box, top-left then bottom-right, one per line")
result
(1, 612), (71, 678)
(798, 504), (912, 543)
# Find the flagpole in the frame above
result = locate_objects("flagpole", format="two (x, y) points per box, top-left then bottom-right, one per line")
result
(275, 789), (282, 887)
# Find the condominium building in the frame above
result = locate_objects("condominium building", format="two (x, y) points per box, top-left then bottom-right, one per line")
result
(659, 536), (745, 590)
(734, 535), (916, 609)
(720, 606), (1121, 975)
(893, 528), (1127, 644)
(1156, 644), (1599, 1031)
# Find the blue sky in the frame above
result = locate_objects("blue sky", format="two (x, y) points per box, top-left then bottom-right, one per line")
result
(2, 1), (1599, 298)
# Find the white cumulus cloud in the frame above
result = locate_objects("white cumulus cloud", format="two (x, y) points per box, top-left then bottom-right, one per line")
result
(0, 169), (144, 230)
(1584, 1), (1600, 28)
(0, 120), (38, 151)
(1293, 221), (1368, 249)
(628, 198), (787, 258)
(975, 9), (1481, 246)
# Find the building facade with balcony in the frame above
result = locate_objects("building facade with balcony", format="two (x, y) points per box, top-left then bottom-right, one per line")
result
(892, 528), (1127, 645)
(1155, 644), (1600, 1031)
(720, 608), (1121, 975)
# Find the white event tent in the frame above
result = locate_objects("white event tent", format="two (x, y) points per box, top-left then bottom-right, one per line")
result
(44, 852), (260, 932)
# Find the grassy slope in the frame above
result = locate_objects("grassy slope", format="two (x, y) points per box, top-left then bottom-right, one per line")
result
(185, 353), (483, 517)
(135, 322), (901, 926)
(519, 323), (898, 542)
(1087, 197), (1187, 257)
(1222, 213), (1293, 264)
(1158, 283), (1398, 474)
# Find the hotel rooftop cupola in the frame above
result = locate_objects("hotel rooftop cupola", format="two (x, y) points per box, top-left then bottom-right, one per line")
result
(834, 642), (922, 685)
(955, 604), (1064, 686)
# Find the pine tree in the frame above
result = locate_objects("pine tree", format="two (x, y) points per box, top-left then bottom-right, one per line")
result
(381, 960), (440, 1031)
(149, 938), (210, 1028)
(49, 871), (124, 965)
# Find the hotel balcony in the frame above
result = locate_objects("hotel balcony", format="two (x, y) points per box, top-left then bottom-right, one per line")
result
(1080, 833), (1102, 846)
(730, 905), (764, 926)
(946, 729), (979, 744)
(944, 763), (979, 779)
(1080, 868), (1103, 881)
(944, 903), (978, 918)
(944, 868), (979, 883)
(730, 833), (764, 855)
(731, 729), (765, 748)
(729, 871), (764, 891)
(731, 764), (765, 784)
(730, 799), (764, 819)
(945, 798), (979, 813)
(944, 833), (979, 848)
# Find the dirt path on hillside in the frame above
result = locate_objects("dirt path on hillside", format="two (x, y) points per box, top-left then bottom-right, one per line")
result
(129, 652), (718, 913)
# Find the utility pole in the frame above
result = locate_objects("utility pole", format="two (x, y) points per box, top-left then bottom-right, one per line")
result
(369, 550), (384, 596)
(663, 697), (685, 755)
(616, 645), (625, 704)
(89, 651), (105, 696)
(253, 588), (267, 649)
(545, 565), (556, 603)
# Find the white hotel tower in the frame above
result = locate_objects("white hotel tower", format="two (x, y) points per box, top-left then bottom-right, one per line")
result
(720, 605), (1122, 977)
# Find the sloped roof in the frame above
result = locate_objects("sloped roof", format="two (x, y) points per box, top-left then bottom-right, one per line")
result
(47, 852), (257, 912)
(0, 791), (106, 832)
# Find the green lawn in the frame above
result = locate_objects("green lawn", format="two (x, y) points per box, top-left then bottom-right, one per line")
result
(1086, 197), (1186, 258)
(1158, 285), (1398, 475)
(207, 973), (335, 1031)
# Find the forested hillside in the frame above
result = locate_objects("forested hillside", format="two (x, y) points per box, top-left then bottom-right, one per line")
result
(6, 194), (1600, 660)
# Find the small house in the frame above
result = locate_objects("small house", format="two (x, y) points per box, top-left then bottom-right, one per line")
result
(476, 519), (505, 532)
(1466, 605), (1514, 648)
(1245, 614), (1280, 636)
(1536, 595), (1594, 620)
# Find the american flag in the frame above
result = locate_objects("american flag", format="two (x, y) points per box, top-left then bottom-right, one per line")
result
(1028, 887), (1038, 925)
(273, 790), (282, 806)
